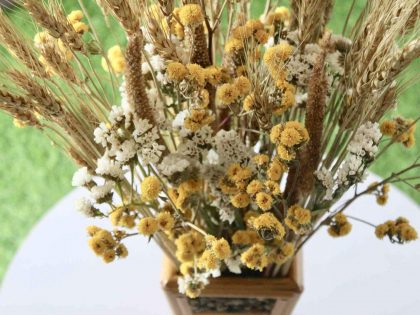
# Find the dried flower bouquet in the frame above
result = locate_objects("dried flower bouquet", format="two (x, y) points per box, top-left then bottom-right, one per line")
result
(0, 0), (419, 299)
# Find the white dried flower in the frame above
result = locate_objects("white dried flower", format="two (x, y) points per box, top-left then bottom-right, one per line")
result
(219, 207), (235, 224)
(224, 257), (242, 274)
(75, 197), (95, 217)
(95, 154), (125, 179)
(159, 154), (190, 177)
(72, 167), (92, 187)
(314, 167), (335, 200)
(115, 139), (137, 163)
(93, 122), (110, 147)
(90, 181), (114, 201)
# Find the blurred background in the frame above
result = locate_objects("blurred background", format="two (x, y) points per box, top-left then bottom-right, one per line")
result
(0, 0), (418, 284)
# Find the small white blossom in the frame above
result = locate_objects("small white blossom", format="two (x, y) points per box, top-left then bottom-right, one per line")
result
(219, 207), (235, 224)
(90, 181), (115, 201)
(314, 167), (335, 200)
(108, 106), (125, 125)
(159, 154), (190, 177)
(224, 257), (242, 274)
(72, 167), (92, 187)
(347, 122), (381, 158)
(75, 197), (95, 217)
(144, 43), (155, 55)
(150, 54), (166, 72)
(93, 122), (110, 147)
(96, 154), (125, 179)
(115, 139), (137, 163)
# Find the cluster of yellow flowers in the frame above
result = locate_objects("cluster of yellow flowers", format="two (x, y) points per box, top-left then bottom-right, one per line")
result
(87, 226), (128, 263)
(225, 19), (269, 53)
(177, 4), (204, 28)
(270, 121), (309, 161)
(327, 213), (352, 237)
(380, 117), (416, 148)
(184, 109), (215, 131)
(168, 179), (203, 215)
(141, 176), (162, 202)
(266, 7), (291, 26)
(101, 45), (126, 74)
(284, 204), (312, 234)
(218, 160), (285, 211)
(375, 217), (417, 243)
(217, 76), (252, 108)
(368, 182), (390, 205)
(67, 10), (89, 34)
(138, 211), (175, 236)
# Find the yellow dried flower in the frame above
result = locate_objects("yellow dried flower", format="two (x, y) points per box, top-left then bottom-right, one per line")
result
(180, 262), (194, 276)
(199, 250), (219, 270)
(241, 244), (268, 271)
(252, 154), (269, 166)
(375, 223), (389, 239)
(88, 237), (106, 256)
(67, 10), (84, 24)
(380, 120), (397, 136)
(267, 160), (287, 181)
(72, 21), (89, 34)
(212, 238), (231, 259)
(178, 4), (204, 27)
(141, 176), (162, 202)
(102, 249), (116, 263)
(243, 93), (255, 112)
(246, 179), (264, 195)
(115, 244), (128, 258)
(234, 76), (252, 96)
(184, 109), (214, 131)
(101, 45), (125, 74)
(263, 43), (293, 67)
(186, 63), (206, 86)
(285, 204), (312, 234)
(217, 83), (240, 107)
(204, 66), (224, 85)
(137, 217), (158, 236)
(156, 212), (175, 231)
(252, 212), (285, 240)
(232, 25), (253, 40)
(231, 192), (251, 208)
(376, 194), (388, 205)
(245, 19), (264, 31)
(225, 38), (244, 53)
(255, 192), (273, 211)
(254, 29), (269, 44)
(265, 180), (281, 195)
(86, 225), (101, 237)
(277, 145), (296, 161)
(167, 62), (188, 81)
(328, 214), (352, 237)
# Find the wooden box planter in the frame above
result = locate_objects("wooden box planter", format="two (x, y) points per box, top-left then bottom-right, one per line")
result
(161, 254), (303, 315)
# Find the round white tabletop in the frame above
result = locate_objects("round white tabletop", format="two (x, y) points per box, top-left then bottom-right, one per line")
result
(0, 174), (419, 315)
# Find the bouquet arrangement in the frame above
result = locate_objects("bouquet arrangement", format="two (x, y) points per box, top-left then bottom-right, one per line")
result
(0, 0), (418, 299)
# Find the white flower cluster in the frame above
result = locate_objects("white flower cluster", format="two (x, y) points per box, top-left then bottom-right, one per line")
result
(94, 106), (165, 173)
(75, 197), (95, 217)
(337, 122), (381, 187)
(72, 167), (92, 187)
(314, 167), (335, 200)
(347, 121), (381, 158)
(214, 130), (252, 167)
(158, 154), (190, 177)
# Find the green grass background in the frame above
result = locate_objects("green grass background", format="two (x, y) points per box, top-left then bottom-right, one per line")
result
(0, 1), (418, 283)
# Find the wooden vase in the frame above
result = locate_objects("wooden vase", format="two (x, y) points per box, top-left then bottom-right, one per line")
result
(161, 254), (303, 315)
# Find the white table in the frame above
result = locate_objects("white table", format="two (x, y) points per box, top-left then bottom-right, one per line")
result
(0, 174), (419, 315)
